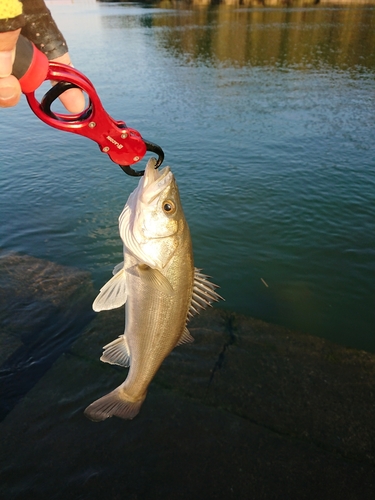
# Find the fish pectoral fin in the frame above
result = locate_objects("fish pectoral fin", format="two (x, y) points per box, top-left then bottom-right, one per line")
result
(112, 261), (124, 276)
(100, 335), (130, 367)
(187, 268), (224, 320)
(176, 326), (194, 347)
(140, 267), (174, 295)
(136, 264), (174, 296)
(92, 269), (127, 312)
(84, 388), (146, 422)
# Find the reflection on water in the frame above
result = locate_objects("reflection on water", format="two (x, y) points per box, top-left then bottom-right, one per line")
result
(151, 2), (375, 71)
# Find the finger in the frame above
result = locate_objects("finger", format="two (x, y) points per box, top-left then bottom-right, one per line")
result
(0, 50), (15, 77)
(0, 30), (21, 107)
(0, 29), (21, 53)
(51, 52), (86, 114)
(0, 74), (21, 108)
(56, 86), (87, 114)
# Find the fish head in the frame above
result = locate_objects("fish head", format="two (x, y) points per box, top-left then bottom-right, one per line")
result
(119, 159), (187, 269)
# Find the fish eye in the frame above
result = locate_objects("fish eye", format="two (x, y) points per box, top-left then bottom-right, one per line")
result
(162, 200), (176, 214)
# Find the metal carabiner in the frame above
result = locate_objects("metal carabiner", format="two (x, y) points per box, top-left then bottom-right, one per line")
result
(119, 140), (165, 176)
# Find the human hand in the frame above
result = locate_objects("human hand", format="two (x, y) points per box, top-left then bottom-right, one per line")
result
(0, 29), (85, 112)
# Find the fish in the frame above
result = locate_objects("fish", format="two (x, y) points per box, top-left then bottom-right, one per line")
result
(84, 158), (222, 422)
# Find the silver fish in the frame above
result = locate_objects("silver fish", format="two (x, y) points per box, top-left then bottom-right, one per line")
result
(84, 158), (222, 421)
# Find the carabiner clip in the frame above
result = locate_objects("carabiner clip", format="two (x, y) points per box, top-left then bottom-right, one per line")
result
(119, 140), (165, 176)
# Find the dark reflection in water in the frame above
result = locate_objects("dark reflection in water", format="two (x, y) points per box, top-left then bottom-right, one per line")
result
(148, 4), (375, 71)
(98, 0), (375, 73)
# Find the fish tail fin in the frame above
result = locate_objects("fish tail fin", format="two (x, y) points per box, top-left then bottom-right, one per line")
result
(84, 388), (145, 422)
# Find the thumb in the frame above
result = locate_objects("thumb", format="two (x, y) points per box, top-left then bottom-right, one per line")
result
(0, 75), (21, 107)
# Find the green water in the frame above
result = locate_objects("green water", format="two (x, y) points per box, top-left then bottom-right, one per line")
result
(0, 1), (374, 351)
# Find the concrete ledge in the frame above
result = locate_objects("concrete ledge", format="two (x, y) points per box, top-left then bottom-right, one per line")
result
(1, 254), (374, 498)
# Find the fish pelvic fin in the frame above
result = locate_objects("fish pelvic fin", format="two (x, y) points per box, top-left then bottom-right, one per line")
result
(176, 326), (194, 347)
(187, 268), (224, 320)
(92, 269), (127, 312)
(100, 335), (130, 367)
(84, 389), (145, 422)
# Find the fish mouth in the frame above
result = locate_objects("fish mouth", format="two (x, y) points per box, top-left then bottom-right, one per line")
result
(142, 158), (173, 203)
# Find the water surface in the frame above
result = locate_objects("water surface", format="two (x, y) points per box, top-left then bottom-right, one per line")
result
(0, 1), (374, 351)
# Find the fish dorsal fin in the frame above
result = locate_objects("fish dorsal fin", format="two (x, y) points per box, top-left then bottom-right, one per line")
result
(187, 268), (223, 320)
(176, 327), (194, 347)
(92, 269), (127, 312)
(133, 264), (174, 296)
(100, 335), (130, 367)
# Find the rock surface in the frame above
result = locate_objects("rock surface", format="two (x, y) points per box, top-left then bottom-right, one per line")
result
(0, 253), (374, 499)
(0, 251), (94, 420)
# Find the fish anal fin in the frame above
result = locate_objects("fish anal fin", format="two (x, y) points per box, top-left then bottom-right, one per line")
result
(84, 389), (145, 422)
(176, 326), (194, 347)
(100, 335), (130, 367)
(92, 269), (127, 312)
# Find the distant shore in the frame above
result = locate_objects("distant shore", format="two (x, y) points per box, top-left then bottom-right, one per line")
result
(101, 0), (375, 6)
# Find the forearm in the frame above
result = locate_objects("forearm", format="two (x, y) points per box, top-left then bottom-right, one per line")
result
(0, 0), (68, 59)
